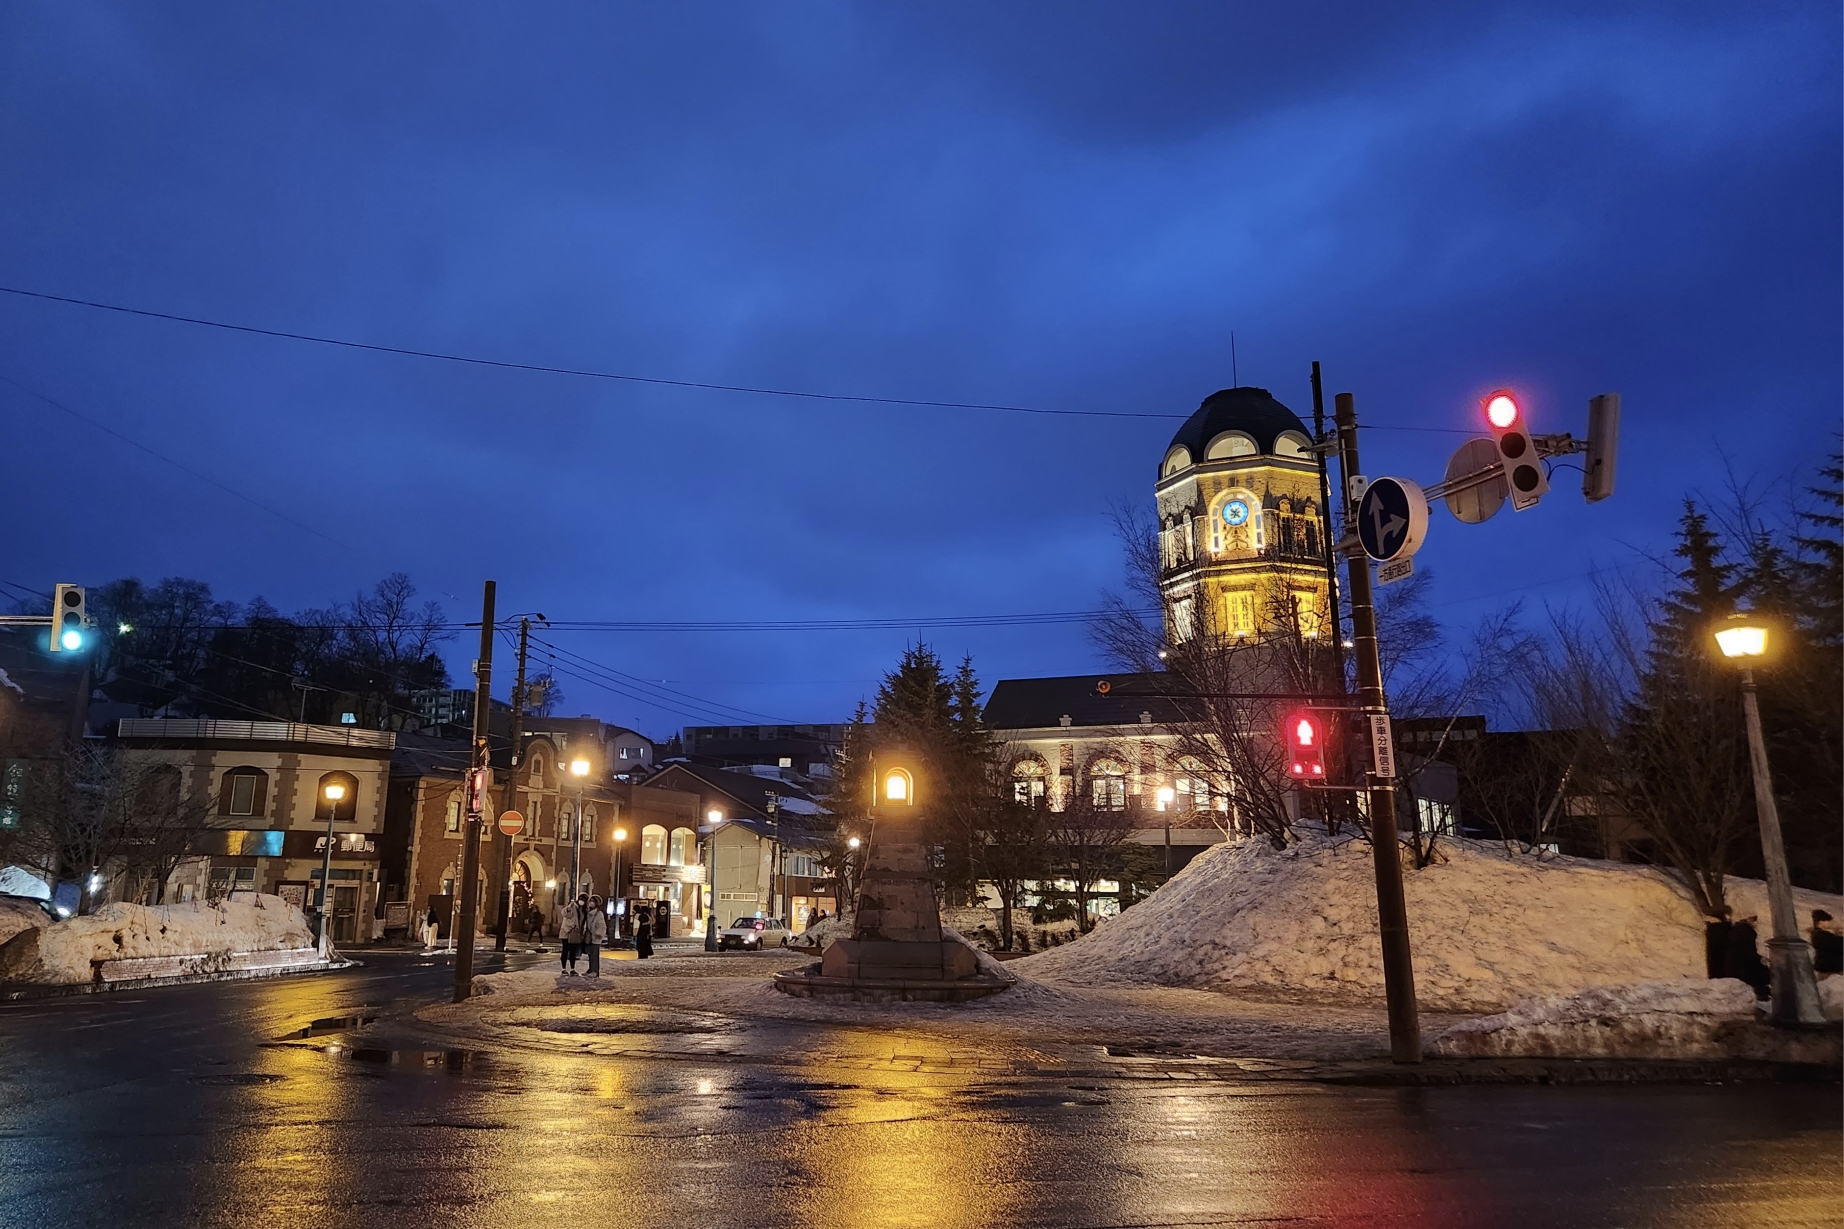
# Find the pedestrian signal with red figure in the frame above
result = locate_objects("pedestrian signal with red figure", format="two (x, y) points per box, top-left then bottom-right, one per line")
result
(1483, 390), (1549, 511)
(1285, 712), (1325, 779)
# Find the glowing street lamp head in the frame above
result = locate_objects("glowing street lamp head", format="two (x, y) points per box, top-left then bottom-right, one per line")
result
(1714, 615), (1769, 660)
(1156, 786), (1176, 811)
(613, 827), (628, 842)
(883, 770), (910, 802)
(847, 836), (861, 849)
(323, 782), (347, 802)
(707, 808), (723, 824)
(569, 758), (591, 778)
(1485, 392), (1520, 429)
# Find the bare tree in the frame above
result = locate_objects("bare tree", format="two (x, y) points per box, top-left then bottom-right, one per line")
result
(1088, 500), (1168, 673)
(1044, 756), (1136, 932)
(978, 745), (1050, 950)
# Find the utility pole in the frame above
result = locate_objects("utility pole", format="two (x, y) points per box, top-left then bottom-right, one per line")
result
(766, 793), (780, 924)
(1333, 393), (1421, 1063)
(454, 580), (494, 1003)
(492, 617), (532, 951)
(1310, 362), (1347, 685)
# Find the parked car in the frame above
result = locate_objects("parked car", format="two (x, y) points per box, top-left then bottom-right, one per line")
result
(717, 917), (790, 951)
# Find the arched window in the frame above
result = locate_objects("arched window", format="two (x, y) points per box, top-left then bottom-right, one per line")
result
(218, 767), (268, 818)
(579, 802), (597, 843)
(641, 824), (668, 865)
(315, 772), (359, 823)
(1175, 757), (1211, 811)
(444, 792), (462, 833)
(669, 827), (696, 867)
(1161, 445), (1193, 478)
(1010, 758), (1047, 806)
(1273, 430), (1312, 459)
(1205, 431), (1258, 461)
(1088, 758), (1127, 811)
(528, 755), (545, 787)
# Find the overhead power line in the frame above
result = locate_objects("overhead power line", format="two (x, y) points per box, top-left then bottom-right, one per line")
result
(0, 283), (1471, 432)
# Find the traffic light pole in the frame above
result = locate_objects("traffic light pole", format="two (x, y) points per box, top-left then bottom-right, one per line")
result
(454, 580), (495, 1003)
(1332, 392), (1422, 1063)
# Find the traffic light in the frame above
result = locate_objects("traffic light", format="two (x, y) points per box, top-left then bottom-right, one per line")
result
(1483, 391), (1549, 512)
(1285, 712), (1325, 779)
(49, 584), (85, 653)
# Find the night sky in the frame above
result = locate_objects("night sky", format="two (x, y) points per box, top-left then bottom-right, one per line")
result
(2, 3), (1837, 739)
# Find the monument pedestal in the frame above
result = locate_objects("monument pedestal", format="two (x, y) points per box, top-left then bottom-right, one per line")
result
(773, 840), (1010, 1002)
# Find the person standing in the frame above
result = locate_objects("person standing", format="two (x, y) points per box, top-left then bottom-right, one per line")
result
(558, 894), (587, 975)
(634, 905), (653, 960)
(422, 905), (439, 951)
(585, 896), (608, 977)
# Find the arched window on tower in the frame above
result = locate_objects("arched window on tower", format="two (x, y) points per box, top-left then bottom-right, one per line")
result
(1273, 431), (1312, 460)
(1205, 431), (1258, 461)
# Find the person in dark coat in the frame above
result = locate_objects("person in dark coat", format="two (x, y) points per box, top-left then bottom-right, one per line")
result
(1812, 909), (1843, 975)
(1725, 916), (1771, 999)
(634, 906), (654, 959)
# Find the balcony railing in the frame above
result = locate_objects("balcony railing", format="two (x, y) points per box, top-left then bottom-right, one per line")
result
(117, 719), (396, 750)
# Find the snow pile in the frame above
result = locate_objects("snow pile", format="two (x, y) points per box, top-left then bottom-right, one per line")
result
(0, 894), (315, 984)
(1014, 832), (1844, 1013)
(785, 913), (851, 951)
(1433, 978), (1844, 1061)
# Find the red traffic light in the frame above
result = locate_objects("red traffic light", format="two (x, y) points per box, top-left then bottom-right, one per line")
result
(1285, 713), (1325, 778)
(1485, 391), (1519, 429)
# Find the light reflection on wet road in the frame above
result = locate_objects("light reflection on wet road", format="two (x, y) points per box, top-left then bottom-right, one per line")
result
(0, 953), (1837, 1228)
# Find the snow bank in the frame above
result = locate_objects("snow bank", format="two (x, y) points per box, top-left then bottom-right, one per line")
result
(0, 894), (315, 984)
(784, 913), (851, 951)
(1432, 978), (1843, 1062)
(1014, 832), (1844, 1012)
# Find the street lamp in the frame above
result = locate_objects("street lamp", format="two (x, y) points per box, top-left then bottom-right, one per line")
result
(1712, 614), (1825, 1027)
(316, 781), (346, 959)
(611, 826), (628, 939)
(703, 809), (724, 951)
(569, 757), (590, 904)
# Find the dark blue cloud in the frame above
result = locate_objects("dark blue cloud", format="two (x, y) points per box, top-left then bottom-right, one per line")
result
(0, 2), (1835, 735)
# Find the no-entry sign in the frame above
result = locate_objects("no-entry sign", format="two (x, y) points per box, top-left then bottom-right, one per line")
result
(497, 810), (525, 837)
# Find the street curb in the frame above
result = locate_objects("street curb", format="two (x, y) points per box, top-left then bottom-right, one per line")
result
(0, 957), (359, 1002)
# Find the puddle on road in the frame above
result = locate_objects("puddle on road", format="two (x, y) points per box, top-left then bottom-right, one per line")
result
(281, 1013), (378, 1039)
(334, 1046), (488, 1071)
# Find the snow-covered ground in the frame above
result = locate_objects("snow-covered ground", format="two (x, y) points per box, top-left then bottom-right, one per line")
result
(1432, 978), (1844, 1062)
(0, 894), (316, 984)
(1014, 832), (1844, 1013)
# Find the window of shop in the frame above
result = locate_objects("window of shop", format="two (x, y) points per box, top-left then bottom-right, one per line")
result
(641, 824), (668, 865)
(669, 827), (695, 867)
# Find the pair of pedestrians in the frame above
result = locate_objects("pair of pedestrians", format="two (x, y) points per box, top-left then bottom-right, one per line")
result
(558, 894), (608, 976)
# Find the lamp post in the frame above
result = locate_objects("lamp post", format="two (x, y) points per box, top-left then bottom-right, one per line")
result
(704, 808), (723, 951)
(845, 835), (862, 913)
(569, 757), (590, 903)
(1713, 615), (1825, 1027)
(316, 781), (346, 960)
(611, 826), (628, 941)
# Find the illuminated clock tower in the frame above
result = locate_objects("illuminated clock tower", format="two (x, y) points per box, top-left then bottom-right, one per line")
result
(1154, 386), (1333, 645)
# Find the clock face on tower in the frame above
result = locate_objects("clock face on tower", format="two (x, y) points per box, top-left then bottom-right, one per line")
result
(1222, 499), (1251, 527)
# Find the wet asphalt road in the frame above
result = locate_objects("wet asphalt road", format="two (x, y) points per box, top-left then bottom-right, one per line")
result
(0, 952), (1838, 1229)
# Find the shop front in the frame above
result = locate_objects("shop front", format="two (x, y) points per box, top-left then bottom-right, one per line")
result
(626, 862), (706, 938)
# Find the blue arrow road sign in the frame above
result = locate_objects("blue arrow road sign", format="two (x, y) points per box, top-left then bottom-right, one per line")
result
(1357, 476), (1428, 562)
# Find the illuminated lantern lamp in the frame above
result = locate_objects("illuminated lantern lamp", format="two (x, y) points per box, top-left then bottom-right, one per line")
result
(868, 747), (920, 818)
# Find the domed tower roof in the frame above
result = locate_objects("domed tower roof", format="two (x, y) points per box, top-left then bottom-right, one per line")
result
(1161, 387), (1311, 476)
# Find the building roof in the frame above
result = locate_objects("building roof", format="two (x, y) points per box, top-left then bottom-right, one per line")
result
(647, 761), (826, 818)
(983, 673), (1195, 731)
(391, 731), (475, 778)
(1165, 386), (1311, 470)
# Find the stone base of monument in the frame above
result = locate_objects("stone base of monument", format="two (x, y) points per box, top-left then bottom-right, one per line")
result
(771, 837), (1012, 1002)
(771, 933), (1013, 1002)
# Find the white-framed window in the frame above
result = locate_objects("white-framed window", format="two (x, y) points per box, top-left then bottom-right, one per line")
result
(445, 795), (462, 834)
(641, 824), (668, 866)
(788, 854), (819, 879)
(1220, 590), (1256, 637)
(1011, 759), (1047, 807)
(669, 827), (695, 867)
(228, 774), (257, 816)
(1088, 759), (1127, 811)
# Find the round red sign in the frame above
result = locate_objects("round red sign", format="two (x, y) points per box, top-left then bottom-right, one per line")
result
(497, 810), (525, 837)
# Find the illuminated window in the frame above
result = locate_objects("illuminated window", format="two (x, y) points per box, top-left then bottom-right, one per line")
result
(445, 795), (461, 833)
(641, 824), (668, 865)
(1220, 590), (1256, 637)
(1273, 431), (1312, 460)
(1171, 597), (1195, 643)
(669, 827), (696, 867)
(1162, 445), (1192, 477)
(1205, 431), (1257, 460)
(1292, 591), (1323, 638)
(1088, 759), (1127, 811)
(1011, 758), (1047, 806)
